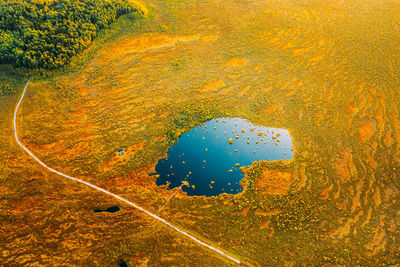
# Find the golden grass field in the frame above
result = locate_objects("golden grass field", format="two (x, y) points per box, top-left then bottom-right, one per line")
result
(1, 0), (400, 265)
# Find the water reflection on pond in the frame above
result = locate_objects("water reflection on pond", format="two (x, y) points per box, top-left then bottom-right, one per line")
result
(155, 117), (294, 196)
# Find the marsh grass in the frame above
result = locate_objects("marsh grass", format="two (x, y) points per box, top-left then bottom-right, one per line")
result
(1, 0), (400, 265)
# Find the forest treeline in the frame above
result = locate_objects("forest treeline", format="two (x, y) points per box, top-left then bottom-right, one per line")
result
(0, 0), (145, 69)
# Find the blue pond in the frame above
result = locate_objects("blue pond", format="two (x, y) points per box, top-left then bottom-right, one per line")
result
(116, 148), (125, 157)
(155, 117), (294, 196)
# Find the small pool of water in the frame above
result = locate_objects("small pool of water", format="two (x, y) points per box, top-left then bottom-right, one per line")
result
(154, 117), (294, 196)
(93, 205), (121, 213)
(117, 258), (128, 267)
(116, 148), (125, 157)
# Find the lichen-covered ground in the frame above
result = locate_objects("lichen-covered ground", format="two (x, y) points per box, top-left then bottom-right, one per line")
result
(1, 0), (400, 265)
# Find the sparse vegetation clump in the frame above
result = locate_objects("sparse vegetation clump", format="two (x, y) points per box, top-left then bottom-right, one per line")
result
(0, 72), (23, 95)
(0, 0), (147, 69)
(272, 197), (319, 232)
(0, 82), (16, 95)
(166, 103), (226, 142)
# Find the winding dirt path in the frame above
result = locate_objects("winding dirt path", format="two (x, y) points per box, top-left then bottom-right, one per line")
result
(14, 78), (241, 265)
